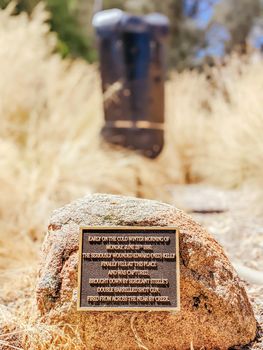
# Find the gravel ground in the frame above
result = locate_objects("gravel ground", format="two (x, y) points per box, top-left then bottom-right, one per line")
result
(1, 185), (262, 349)
(171, 185), (263, 349)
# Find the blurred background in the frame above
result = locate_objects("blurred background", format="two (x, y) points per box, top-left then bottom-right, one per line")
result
(1, 0), (263, 67)
(0, 1), (262, 349)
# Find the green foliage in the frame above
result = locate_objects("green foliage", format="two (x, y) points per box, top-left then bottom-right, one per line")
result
(46, 0), (96, 61)
(0, 0), (96, 62)
(0, 0), (8, 7)
(0, 0), (262, 67)
(103, 0), (125, 10)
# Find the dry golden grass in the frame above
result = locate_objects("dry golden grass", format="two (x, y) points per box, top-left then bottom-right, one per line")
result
(166, 54), (263, 187)
(0, 3), (263, 349)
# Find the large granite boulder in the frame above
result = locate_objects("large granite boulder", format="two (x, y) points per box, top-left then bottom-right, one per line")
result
(36, 194), (256, 350)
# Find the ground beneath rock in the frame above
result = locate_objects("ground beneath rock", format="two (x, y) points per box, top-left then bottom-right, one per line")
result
(171, 185), (263, 349)
(0, 185), (262, 349)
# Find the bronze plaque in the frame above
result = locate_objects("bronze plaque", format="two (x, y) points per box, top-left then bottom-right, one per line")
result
(78, 227), (180, 311)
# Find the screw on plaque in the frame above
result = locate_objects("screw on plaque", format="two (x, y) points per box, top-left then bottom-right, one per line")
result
(93, 9), (170, 158)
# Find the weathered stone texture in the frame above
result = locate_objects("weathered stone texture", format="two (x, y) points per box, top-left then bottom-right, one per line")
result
(36, 194), (256, 350)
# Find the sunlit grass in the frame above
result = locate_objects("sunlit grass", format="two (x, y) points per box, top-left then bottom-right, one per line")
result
(0, 3), (263, 349)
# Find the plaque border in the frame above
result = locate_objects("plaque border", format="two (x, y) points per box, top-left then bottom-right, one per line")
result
(77, 226), (180, 312)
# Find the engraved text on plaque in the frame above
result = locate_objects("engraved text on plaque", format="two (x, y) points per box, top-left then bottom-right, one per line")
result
(78, 227), (180, 311)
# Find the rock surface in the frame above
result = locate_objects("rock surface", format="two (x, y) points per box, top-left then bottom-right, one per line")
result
(36, 194), (257, 350)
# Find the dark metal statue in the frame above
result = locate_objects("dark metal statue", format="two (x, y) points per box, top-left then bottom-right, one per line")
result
(93, 9), (169, 158)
